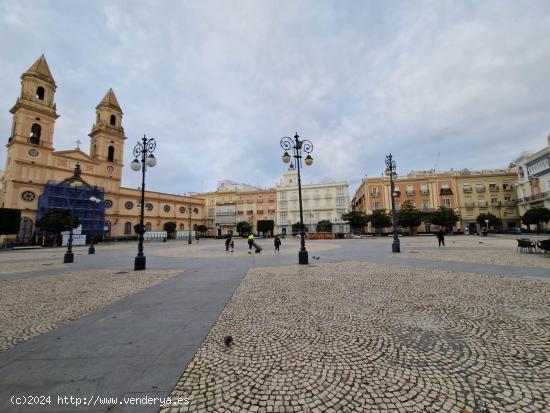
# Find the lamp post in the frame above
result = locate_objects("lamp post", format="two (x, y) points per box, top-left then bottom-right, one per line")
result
(88, 185), (101, 254)
(188, 205), (192, 244)
(385, 153), (400, 253)
(130, 135), (157, 271)
(281, 132), (314, 265)
(64, 163), (83, 263)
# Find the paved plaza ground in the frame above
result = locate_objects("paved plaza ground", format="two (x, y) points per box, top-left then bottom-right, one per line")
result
(0, 235), (548, 412)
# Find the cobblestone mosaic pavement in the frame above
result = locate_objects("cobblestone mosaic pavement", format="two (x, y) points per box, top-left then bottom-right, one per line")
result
(396, 236), (550, 268)
(0, 269), (182, 351)
(161, 261), (549, 413)
(154, 238), (340, 258)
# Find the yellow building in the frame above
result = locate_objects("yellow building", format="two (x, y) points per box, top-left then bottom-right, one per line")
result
(455, 169), (520, 232)
(0, 55), (205, 241)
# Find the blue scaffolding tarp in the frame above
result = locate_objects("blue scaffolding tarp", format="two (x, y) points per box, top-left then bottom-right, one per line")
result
(36, 181), (106, 235)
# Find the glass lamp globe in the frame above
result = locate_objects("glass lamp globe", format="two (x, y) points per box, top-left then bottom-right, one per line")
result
(145, 154), (157, 167)
(282, 152), (291, 163)
(304, 155), (313, 166)
(70, 180), (83, 188)
(130, 158), (141, 171)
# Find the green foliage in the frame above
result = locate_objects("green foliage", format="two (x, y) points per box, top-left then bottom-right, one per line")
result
(429, 207), (460, 231)
(522, 207), (550, 231)
(236, 221), (251, 236)
(476, 212), (501, 227)
(163, 221), (177, 237)
(396, 201), (423, 233)
(36, 209), (79, 234)
(369, 209), (392, 231)
(341, 211), (369, 230)
(316, 220), (333, 232)
(197, 224), (208, 234)
(0, 208), (21, 235)
(257, 220), (274, 234)
(291, 221), (305, 234)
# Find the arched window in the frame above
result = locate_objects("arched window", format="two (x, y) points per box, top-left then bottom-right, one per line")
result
(110, 115), (116, 126)
(36, 87), (45, 100)
(30, 124), (41, 145)
(124, 222), (132, 235)
(145, 222), (152, 231)
(180, 223), (184, 230)
(93, 144), (97, 157)
(107, 146), (115, 162)
(96, 113), (100, 124)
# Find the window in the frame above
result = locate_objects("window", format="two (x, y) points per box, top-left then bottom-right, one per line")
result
(491, 197), (499, 206)
(371, 187), (379, 196)
(373, 202), (380, 210)
(489, 183), (498, 191)
(406, 185), (414, 195)
(443, 198), (452, 208)
(478, 199), (487, 207)
(395, 202), (400, 210)
(476, 184), (486, 192)
(124, 222), (132, 235)
(108, 146), (115, 162)
(110, 115), (116, 126)
(503, 182), (512, 191)
(421, 201), (429, 210)
(280, 192), (287, 200)
(280, 212), (287, 224)
(145, 222), (152, 231)
(36, 86), (45, 100)
(30, 124), (41, 144)
(463, 184), (472, 193)
(96, 113), (100, 124)
(336, 187), (345, 195)
(420, 185), (429, 195)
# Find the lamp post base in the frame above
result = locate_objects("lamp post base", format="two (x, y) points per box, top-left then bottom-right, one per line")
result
(134, 256), (146, 271)
(63, 252), (74, 263)
(392, 240), (401, 253)
(188, 239), (192, 245)
(299, 250), (309, 265)
(88, 245), (95, 254)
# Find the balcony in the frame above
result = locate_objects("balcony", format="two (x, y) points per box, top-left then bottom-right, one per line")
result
(440, 188), (453, 195)
(476, 186), (486, 193)
(518, 191), (550, 204)
(246, 210), (253, 214)
(504, 200), (517, 207)
(406, 190), (415, 196)
(420, 189), (429, 195)
(371, 192), (380, 197)
(393, 191), (401, 197)
(503, 184), (513, 191)
(464, 202), (474, 208)
(478, 202), (488, 208)
(489, 185), (499, 192)
(463, 187), (472, 193)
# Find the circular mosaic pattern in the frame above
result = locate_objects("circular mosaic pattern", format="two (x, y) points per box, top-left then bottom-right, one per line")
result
(179, 206), (186, 214)
(162, 262), (550, 413)
(124, 201), (133, 210)
(21, 191), (35, 201)
(146, 203), (154, 211)
(104, 199), (113, 208)
(28, 148), (39, 157)
(164, 205), (171, 212)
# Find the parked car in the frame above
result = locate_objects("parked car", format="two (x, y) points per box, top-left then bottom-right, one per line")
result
(503, 228), (522, 235)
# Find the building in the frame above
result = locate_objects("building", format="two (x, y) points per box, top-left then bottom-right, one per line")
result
(276, 164), (349, 235)
(352, 168), (520, 233)
(0, 55), (205, 242)
(203, 182), (277, 237)
(513, 135), (550, 227)
(455, 169), (520, 232)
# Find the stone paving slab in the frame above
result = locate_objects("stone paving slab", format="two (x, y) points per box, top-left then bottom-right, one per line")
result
(0, 269), (182, 352)
(162, 261), (549, 413)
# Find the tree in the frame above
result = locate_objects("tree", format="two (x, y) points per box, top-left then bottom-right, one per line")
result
(236, 221), (251, 236)
(429, 207), (460, 231)
(341, 211), (369, 231)
(522, 207), (550, 232)
(396, 201), (423, 235)
(163, 221), (177, 238)
(197, 224), (208, 235)
(257, 220), (274, 236)
(36, 209), (79, 233)
(316, 220), (333, 232)
(291, 221), (305, 235)
(369, 209), (392, 235)
(476, 212), (501, 229)
(0, 208), (21, 235)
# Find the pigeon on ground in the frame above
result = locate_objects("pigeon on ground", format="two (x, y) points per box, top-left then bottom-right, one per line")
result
(224, 335), (233, 347)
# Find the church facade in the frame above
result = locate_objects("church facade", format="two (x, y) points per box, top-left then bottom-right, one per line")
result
(0, 55), (205, 241)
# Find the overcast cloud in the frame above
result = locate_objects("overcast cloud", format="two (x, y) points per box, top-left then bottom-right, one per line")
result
(1, 0), (550, 195)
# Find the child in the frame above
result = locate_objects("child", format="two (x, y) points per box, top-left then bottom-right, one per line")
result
(274, 236), (281, 253)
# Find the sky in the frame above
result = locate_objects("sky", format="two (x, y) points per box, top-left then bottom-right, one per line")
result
(1, 0), (550, 196)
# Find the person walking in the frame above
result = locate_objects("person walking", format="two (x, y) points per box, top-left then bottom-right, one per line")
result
(230, 239), (234, 253)
(248, 232), (254, 254)
(274, 235), (281, 253)
(225, 235), (232, 252)
(436, 228), (445, 247)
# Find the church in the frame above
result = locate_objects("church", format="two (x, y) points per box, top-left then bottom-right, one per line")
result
(0, 55), (205, 242)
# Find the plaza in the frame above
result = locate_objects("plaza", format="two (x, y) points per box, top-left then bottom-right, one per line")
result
(0, 235), (548, 412)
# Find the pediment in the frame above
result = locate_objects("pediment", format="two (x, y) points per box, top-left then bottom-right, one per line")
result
(53, 148), (99, 164)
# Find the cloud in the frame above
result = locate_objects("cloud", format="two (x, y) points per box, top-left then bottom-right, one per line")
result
(1, 0), (550, 197)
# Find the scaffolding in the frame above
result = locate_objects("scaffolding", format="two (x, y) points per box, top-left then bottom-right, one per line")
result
(36, 181), (106, 236)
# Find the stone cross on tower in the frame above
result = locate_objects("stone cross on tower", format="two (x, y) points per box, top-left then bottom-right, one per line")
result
(75, 139), (82, 149)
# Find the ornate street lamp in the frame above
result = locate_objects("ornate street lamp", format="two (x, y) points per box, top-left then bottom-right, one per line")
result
(130, 135), (157, 270)
(385, 153), (400, 253)
(188, 204), (193, 244)
(281, 133), (314, 265)
(64, 163), (83, 263)
(88, 185), (101, 254)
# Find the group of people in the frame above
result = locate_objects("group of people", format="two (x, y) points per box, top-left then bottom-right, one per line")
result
(224, 233), (282, 253)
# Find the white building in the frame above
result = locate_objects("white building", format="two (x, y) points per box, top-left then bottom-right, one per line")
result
(513, 135), (550, 226)
(276, 165), (350, 235)
(216, 180), (260, 193)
